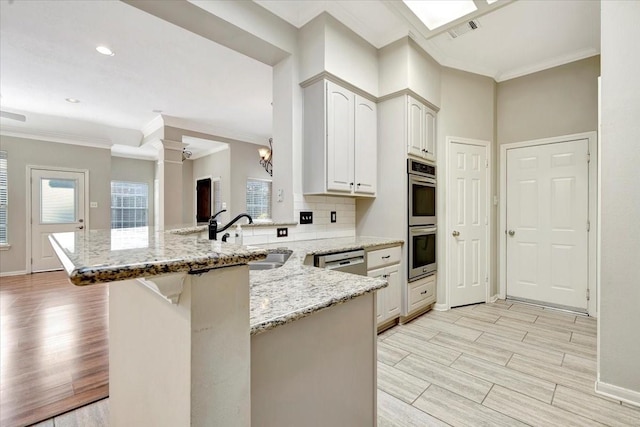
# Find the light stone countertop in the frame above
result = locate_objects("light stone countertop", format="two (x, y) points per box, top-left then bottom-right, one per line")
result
(50, 227), (402, 336)
(249, 236), (403, 335)
(49, 227), (268, 286)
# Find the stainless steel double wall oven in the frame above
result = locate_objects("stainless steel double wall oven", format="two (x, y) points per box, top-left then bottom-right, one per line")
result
(408, 159), (437, 281)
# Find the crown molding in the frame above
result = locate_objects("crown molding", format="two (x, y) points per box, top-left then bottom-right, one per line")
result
(188, 144), (229, 160)
(495, 48), (599, 82)
(142, 115), (165, 139)
(0, 126), (111, 149)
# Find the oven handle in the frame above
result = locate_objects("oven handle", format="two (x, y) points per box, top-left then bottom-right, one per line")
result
(409, 176), (436, 185)
(410, 227), (437, 235)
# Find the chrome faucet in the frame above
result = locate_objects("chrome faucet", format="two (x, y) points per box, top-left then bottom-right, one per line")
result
(209, 211), (253, 240)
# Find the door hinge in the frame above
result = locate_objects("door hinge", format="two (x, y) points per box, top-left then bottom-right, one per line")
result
(587, 152), (591, 163)
(587, 220), (591, 232)
(586, 288), (590, 301)
(30, 258), (33, 264)
(485, 159), (489, 168)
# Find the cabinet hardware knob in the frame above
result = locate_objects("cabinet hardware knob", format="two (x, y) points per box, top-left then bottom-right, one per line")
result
(382, 255), (391, 259)
(452, 230), (460, 237)
(357, 183), (361, 186)
(420, 290), (428, 295)
(76, 225), (84, 230)
(350, 182), (354, 186)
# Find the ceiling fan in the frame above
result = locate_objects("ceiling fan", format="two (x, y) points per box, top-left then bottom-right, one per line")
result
(0, 110), (26, 122)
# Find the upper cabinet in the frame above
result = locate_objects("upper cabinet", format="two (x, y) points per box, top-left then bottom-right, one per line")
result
(407, 96), (436, 162)
(304, 80), (377, 196)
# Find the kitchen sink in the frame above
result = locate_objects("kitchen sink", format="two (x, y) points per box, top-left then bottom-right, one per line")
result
(248, 249), (292, 271)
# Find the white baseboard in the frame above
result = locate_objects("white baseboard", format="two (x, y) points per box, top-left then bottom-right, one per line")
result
(489, 294), (499, 303)
(0, 270), (27, 277)
(595, 380), (640, 408)
(434, 303), (448, 311)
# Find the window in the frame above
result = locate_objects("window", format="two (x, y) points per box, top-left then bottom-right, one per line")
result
(0, 151), (7, 245)
(246, 178), (271, 220)
(111, 181), (149, 229)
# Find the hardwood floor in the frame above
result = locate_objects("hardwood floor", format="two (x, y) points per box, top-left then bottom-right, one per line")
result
(4, 271), (640, 426)
(0, 272), (109, 427)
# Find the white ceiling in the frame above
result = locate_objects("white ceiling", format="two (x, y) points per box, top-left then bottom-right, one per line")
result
(0, 0), (272, 150)
(0, 0), (600, 159)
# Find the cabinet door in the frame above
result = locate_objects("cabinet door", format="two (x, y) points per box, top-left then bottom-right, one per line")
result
(354, 95), (377, 195)
(407, 96), (424, 158)
(326, 81), (355, 192)
(368, 267), (386, 324)
(424, 108), (436, 161)
(385, 265), (401, 319)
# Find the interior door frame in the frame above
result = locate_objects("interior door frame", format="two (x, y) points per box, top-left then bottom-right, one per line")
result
(443, 136), (492, 310)
(26, 165), (90, 274)
(499, 131), (598, 316)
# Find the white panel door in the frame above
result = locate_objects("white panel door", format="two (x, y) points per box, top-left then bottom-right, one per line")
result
(354, 95), (377, 195)
(31, 169), (86, 272)
(326, 81), (354, 192)
(449, 142), (488, 307)
(506, 139), (589, 310)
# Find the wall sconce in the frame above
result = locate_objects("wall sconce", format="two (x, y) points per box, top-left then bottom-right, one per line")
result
(182, 148), (192, 162)
(259, 138), (273, 176)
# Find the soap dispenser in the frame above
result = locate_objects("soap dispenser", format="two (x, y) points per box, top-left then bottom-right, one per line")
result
(235, 224), (243, 245)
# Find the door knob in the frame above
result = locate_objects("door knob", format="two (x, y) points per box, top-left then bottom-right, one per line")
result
(452, 230), (460, 237)
(76, 225), (84, 230)
(508, 230), (515, 236)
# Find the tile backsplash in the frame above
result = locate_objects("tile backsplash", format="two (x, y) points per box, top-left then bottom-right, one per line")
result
(238, 194), (356, 245)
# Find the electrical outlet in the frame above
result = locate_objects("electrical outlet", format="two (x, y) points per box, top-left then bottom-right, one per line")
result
(277, 227), (288, 237)
(331, 211), (337, 223)
(299, 211), (313, 224)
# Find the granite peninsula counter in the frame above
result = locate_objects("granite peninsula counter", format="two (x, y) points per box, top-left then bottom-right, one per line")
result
(49, 228), (399, 426)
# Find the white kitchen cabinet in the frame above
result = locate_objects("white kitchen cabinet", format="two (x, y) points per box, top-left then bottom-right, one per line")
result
(303, 79), (377, 196)
(406, 273), (436, 316)
(367, 246), (402, 327)
(407, 95), (436, 162)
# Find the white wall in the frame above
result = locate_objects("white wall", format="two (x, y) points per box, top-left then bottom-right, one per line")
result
(229, 141), (274, 218)
(299, 13), (378, 96)
(378, 38), (441, 107)
(191, 148), (231, 225)
(598, 0), (640, 402)
(0, 136), (111, 274)
(437, 67), (496, 302)
(111, 156), (156, 227)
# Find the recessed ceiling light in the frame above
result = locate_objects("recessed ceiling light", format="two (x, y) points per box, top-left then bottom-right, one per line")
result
(65, 98), (80, 103)
(96, 46), (115, 56)
(403, 0), (478, 30)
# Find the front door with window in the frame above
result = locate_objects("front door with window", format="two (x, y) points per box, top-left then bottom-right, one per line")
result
(31, 169), (86, 272)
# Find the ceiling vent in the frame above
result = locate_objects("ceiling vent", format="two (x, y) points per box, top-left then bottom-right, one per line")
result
(448, 19), (481, 39)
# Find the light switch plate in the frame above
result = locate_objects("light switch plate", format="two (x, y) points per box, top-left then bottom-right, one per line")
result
(331, 211), (337, 223)
(90, 202), (98, 208)
(277, 227), (288, 237)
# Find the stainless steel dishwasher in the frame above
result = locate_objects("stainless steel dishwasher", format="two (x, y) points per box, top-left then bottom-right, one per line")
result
(314, 249), (367, 276)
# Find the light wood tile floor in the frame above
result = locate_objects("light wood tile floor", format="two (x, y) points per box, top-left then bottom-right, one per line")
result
(26, 299), (640, 427)
(377, 300), (640, 427)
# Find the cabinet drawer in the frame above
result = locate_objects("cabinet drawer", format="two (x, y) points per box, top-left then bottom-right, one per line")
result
(367, 246), (401, 270)
(408, 275), (435, 313)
